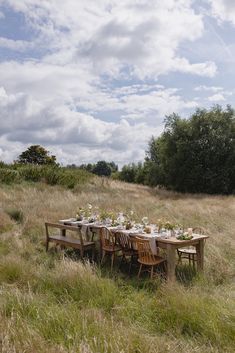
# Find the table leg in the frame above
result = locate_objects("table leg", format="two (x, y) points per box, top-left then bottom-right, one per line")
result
(196, 239), (204, 271)
(166, 244), (176, 282)
(61, 229), (66, 237)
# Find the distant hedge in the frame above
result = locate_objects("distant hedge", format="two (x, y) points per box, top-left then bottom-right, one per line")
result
(0, 164), (93, 189)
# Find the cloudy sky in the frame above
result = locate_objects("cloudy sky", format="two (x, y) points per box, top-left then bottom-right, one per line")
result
(0, 0), (235, 166)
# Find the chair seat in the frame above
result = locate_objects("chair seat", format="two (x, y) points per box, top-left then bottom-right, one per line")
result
(122, 249), (137, 256)
(138, 256), (165, 266)
(178, 247), (196, 254)
(102, 244), (122, 252)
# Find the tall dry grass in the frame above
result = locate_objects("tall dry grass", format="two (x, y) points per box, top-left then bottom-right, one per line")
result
(0, 179), (234, 352)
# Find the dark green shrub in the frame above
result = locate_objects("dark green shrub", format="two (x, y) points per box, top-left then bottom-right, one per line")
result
(58, 169), (92, 189)
(0, 168), (21, 184)
(6, 208), (24, 223)
(42, 167), (60, 185)
(19, 165), (42, 182)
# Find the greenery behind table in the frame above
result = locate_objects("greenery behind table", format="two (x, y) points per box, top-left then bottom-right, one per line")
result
(0, 164), (93, 188)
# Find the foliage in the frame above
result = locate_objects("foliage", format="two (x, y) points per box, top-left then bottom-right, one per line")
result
(5, 208), (24, 223)
(80, 160), (118, 176)
(118, 105), (235, 194)
(92, 160), (112, 176)
(146, 106), (235, 194)
(0, 168), (21, 184)
(0, 164), (93, 189)
(17, 145), (57, 165)
(119, 162), (145, 183)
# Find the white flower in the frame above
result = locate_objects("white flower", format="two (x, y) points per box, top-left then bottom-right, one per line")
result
(142, 217), (149, 225)
(88, 203), (92, 210)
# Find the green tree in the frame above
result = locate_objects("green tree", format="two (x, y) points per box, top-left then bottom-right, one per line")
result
(92, 161), (112, 176)
(17, 145), (57, 165)
(146, 105), (235, 194)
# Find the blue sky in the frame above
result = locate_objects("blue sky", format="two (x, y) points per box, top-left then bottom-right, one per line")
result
(0, 0), (235, 166)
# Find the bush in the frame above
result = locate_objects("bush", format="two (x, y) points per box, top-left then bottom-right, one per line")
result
(42, 167), (61, 185)
(5, 209), (24, 223)
(0, 169), (21, 184)
(19, 165), (43, 182)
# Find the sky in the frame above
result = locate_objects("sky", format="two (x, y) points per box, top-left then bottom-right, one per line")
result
(0, 0), (235, 166)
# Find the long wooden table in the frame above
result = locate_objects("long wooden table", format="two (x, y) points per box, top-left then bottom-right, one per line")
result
(59, 219), (208, 282)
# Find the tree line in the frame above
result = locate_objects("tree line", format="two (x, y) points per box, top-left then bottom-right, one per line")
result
(120, 105), (235, 194)
(1, 105), (235, 194)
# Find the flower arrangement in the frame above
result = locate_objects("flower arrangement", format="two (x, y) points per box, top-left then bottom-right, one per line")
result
(76, 207), (85, 221)
(156, 218), (164, 231)
(100, 210), (115, 223)
(142, 216), (149, 226)
(164, 221), (175, 231)
(124, 220), (133, 230)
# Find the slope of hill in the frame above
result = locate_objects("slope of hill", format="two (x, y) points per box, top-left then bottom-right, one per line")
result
(0, 179), (234, 353)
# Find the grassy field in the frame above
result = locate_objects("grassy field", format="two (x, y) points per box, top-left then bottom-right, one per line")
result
(0, 178), (234, 353)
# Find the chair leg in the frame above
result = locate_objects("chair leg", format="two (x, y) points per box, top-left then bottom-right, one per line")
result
(192, 254), (196, 269)
(150, 266), (154, 279)
(128, 256), (132, 274)
(101, 250), (106, 265)
(163, 261), (167, 276)
(111, 252), (115, 272)
(91, 246), (95, 262)
(119, 253), (125, 268)
(178, 251), (182, 264)
(189, 254), (192, 266)
(138, 263), (143, 278)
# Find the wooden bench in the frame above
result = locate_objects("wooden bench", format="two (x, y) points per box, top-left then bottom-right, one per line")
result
(45, 222), (95, 260)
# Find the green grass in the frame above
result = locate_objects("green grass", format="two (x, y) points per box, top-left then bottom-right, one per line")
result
(0, 181), (234, 352)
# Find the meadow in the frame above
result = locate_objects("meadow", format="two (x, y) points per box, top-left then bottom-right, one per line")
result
(0, 177), (234, 353)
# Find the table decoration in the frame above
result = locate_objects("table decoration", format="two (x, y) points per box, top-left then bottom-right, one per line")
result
(177, 232), (193, 240)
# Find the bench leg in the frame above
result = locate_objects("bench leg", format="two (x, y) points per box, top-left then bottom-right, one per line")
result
(46, 239), (49, 252)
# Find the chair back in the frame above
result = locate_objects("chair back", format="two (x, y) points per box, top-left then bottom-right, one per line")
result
(135, 237), (156, 264)
(192, 227), (204, 235)
(100, 227), (116, 250)
(116, 232), (133, 251)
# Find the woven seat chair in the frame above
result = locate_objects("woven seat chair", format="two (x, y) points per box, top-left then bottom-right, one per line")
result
(100, 227), (121, 271)
(177, 227), (205, 268)
(116, 232), (138, 273)
(134, 237), (166, 279)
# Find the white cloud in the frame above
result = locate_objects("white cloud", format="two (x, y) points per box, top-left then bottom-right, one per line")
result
(208, 93), (226, 102)
(0, 86), (163, 165)
(194, 85), (223, 92)
(0, 0), (216, 79)
(208, 0), (235, 26)
(0, 37), (33, 51)
(0, 1), (220, 165)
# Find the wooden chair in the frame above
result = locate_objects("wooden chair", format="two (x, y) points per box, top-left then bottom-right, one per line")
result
(134, 237), (166, 279)
(177, 227), (205, 268)
(100, 227), (121, 271)
(116, 232), (138, 273)
(45, 222), (95, 261)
